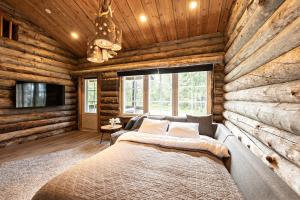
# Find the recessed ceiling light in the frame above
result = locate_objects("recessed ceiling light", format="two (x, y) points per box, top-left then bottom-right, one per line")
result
(139, 15), (147, 22)
(45, 8), (52, 14)
(189, 1), (197, 10)
(70, 32), (79, 39)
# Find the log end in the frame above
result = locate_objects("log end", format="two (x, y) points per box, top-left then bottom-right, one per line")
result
(266, 156), (278, 168)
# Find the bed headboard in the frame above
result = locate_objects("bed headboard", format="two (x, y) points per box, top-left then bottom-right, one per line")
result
(215, 123), (299, 200)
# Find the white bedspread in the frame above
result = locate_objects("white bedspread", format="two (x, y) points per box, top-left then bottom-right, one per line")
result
(117, 131), (230, 158)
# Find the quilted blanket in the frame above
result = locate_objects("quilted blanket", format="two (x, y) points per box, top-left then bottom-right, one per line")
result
(32, 135), (243, 200)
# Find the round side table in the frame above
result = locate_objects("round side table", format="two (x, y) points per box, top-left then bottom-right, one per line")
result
(100, 124), (122, 144)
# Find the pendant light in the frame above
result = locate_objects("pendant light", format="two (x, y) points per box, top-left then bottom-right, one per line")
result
(112, 25), (122, 51)
(94, 7), (116, 49)
(87, 39), (104, 63)
(87, 0), (122, 63)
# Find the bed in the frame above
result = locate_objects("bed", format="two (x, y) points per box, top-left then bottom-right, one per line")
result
(32, 116), (299, 200)
(32, 131), (244, 200)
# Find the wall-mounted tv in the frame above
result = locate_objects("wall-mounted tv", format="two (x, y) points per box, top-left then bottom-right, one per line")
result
(16, 82), (65, 108)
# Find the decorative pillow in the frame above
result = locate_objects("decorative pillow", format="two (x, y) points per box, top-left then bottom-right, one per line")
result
(186, 114), (214, 137)
(131, 115), (147, 130)
(165, 116), (187, 123)
(124, 116), (139, 130)
(138, 118), (169, 135)
(167, 122), (199, 138)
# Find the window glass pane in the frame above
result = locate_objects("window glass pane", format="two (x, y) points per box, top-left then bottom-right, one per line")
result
(149, 74), (172, 115)
(178, 72), (207, 116)
(85, 79), (97, 113)
(123, 76), (143, 114)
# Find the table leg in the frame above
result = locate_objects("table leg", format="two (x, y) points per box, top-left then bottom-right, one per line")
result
(109, 135), (113, 145)
(100, 131), (104, 144)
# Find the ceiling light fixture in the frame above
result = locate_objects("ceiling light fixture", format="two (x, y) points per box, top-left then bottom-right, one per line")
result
(189, 1), (197, 10)
(139, 15), (147, 22)
(87, 0), (122, 63)
(70, 32), (79, 39)
(45, 8), (52, 14)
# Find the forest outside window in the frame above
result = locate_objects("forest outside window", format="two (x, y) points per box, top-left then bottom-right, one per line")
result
(178, 72), (208, 116)
(149, 74), (172, 115)
(122, 71), (210, 116)
(123, 75), (144, 114)
(84, 79), (97, 113)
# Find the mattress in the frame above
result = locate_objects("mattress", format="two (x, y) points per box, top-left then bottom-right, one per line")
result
(32, 133), (243, 200)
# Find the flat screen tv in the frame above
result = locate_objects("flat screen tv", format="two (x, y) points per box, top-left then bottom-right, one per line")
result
(16, 82), (65, 108)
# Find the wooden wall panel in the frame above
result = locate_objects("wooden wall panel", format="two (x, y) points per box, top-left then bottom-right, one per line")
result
(223, 0), (300, 195)
(0, 3), (77, 147)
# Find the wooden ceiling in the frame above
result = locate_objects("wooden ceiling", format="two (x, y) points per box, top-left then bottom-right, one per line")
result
(3, 0), (234, 58)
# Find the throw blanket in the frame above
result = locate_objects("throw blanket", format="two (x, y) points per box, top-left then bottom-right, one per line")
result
(117, 131), (230, 158)
(32, 136), (243, 200)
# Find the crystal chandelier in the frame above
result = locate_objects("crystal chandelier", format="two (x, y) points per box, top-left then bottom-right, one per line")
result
(87, 0), (122, 63)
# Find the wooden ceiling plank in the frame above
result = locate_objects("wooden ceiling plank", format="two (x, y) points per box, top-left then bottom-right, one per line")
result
(4, 0), (82, 56)
(126, 0), (157, 44)
(172, 0), (189, 39)
(48, 0), (92, 55)
(73, 0), (97, 25)
(207, 0), (223, 33)
(187, 0), (201, 37)
(141, 0), (168, 42)
(26, 0), (84, 54)
(28, 0), (86, 49)
(198, 0), (210, 35)
(156, 0), (177, 41)
(111, 1), (139, 48)
(59, 0), (94, 36)
(217, 0), (234, 32)
(114, 0), (145, 46)
(0, 4), (70, 52)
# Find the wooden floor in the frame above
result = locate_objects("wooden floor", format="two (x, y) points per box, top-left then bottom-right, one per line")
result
(0, 130), (110, 163)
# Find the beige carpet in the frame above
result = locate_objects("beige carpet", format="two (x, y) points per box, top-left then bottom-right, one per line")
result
(0, 143), (108, 200)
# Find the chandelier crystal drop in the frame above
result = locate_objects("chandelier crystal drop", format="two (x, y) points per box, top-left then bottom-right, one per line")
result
(87, 0), (122, 63)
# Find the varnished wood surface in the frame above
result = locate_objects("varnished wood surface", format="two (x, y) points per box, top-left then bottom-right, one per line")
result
(2, 0), (234, 57)
(0, 130), (109, 163)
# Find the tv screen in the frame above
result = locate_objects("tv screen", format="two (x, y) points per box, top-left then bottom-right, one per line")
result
(16, 82), (65, 108)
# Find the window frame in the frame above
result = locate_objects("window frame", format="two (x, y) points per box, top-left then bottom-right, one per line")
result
(84, 78), (97, 114)
(0, 14), (19, 41)
(120, 71), (212, 116)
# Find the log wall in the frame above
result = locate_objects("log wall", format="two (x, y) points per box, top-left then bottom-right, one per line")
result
(0, 3), (78, 147)
(76, 33), (225, 125)
(223, 0), (300, 195)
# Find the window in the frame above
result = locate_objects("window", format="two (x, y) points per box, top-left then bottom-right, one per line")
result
(0, 15), (18, 41)
(178, 72), (207, 116)
(122, 71), (210, 116)
(149, 74), (172, 115)
(123, 75), (143, 114)
(85, 79), (97, 113)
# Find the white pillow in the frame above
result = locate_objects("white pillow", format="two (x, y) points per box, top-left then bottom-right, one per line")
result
(138, 118), (169, 135)
(167, 122), (199, 138)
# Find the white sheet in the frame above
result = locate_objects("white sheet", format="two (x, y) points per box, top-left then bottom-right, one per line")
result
(117, 131), (230, 158)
